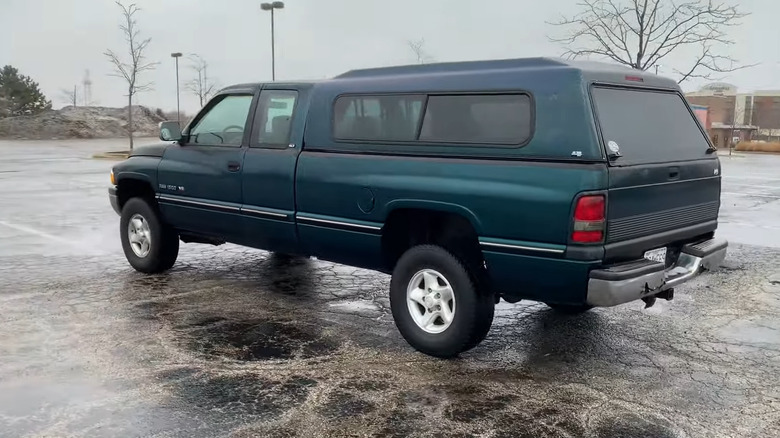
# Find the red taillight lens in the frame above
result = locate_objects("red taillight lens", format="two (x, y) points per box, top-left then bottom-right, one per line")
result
(574, 196), (605, 221)
(572, 195), (606, 243)
(572, 231), (603, 243)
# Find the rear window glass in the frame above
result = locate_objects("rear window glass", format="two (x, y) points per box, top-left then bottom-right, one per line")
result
(592, 87), (710, 165)
(334, 95), (425, 141)
(419, 94), (532, 144)
(332, 93), (533, 146)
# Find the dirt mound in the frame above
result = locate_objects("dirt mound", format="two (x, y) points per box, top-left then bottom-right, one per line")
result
(0, 106), (167, 140)
(736, 141), (780, 153)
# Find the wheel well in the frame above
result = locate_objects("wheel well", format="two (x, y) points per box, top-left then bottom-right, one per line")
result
(381, 209), (485, 275)
(117, 178), (156, 211)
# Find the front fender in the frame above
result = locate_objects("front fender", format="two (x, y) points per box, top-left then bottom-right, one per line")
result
(113, 156), (162, 189)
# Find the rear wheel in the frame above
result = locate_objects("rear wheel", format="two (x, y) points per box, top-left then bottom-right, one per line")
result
(546, 303), (593, 314)
(390, 245), (494, 358)
(120, 197), (179, 273)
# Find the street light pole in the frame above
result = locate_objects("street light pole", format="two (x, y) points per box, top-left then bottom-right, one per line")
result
(260, 2), (285, 81)
(171, 52), (183, 125)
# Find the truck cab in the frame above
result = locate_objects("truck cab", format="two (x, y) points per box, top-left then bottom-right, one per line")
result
(109, 58), (727, 358)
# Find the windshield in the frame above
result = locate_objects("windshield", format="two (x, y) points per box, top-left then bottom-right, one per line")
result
(592, 87), (712, 165)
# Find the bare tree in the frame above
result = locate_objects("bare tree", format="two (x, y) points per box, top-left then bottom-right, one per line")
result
(104, 1), (157, 150)
(549, 0), (752, 83)
(186, 54), (218, 107)
(408, 38), (434, 64)
(60, 85), (79, 107)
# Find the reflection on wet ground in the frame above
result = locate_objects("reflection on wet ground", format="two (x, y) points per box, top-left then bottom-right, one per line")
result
(1, 140), (779, 437)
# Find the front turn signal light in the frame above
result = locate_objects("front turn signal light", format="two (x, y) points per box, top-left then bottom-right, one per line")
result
(110, 171), (116, 185)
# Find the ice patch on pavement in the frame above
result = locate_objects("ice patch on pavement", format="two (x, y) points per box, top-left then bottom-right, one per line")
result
(328, 300), (379, 313)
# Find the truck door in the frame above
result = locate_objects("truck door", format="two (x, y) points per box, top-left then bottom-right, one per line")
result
(157, 92), (254, 242)
(239, 85), (308, 254)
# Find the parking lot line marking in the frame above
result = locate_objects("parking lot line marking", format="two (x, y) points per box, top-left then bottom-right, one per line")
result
(725, 183), (780, 190)
(721, 192), (780, 199)
(720, 221), (780, 231)
(723, 175), (780, 181)
(0, 220), (79, 245)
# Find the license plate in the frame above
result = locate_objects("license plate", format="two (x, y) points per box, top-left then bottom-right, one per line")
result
(644, 247), (667, 264)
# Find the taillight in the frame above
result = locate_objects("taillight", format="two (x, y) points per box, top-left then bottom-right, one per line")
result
(572, 195), (605, 243)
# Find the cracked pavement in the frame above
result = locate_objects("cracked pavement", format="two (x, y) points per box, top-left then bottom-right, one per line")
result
(1, 139), (779, 437)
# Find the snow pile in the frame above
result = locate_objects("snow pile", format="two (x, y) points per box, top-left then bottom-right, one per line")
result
(0, 105), (168, 140)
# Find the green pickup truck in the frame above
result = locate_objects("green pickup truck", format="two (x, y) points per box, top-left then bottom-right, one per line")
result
(109, 58), (727, 358)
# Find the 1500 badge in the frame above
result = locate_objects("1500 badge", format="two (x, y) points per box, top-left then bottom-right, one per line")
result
(158, 184), (185, 192)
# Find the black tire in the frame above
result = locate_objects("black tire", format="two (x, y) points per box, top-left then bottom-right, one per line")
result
(120, 197), (179, 273)
(390, 245), (494, 358)
(545, 303), (593, 314)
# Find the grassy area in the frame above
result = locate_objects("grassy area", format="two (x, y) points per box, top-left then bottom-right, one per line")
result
(735, 142), (780, 153)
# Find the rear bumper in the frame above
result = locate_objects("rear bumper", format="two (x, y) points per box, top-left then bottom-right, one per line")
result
(108, 187), (121, 215)
(586, 238), (727, 307)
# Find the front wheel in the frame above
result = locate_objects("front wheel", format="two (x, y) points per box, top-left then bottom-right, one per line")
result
(120, 197), (179, 273)
(390, 245), (494, 358)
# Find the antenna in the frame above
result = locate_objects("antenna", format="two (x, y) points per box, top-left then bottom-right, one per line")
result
(82, 70), (92, 106)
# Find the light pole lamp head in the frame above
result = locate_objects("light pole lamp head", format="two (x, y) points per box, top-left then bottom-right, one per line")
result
(272, 1), (285, 8)
(171, 52), (183, 58)
(261, 1), (284, 9)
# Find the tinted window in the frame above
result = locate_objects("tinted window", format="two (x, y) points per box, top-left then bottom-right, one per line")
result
(253, 90), (298, 147)
(592, 87), (710, 165)
(334, 95), (424, 141)
(419, 94), (532, 144)
(189, 94), (253, 146)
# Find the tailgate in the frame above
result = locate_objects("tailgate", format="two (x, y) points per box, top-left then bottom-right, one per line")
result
(591, 85), (722, 262)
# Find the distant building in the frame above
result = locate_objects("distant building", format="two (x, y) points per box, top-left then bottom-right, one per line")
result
(690, 104), (710, 130)
(686, 83), (780, 148)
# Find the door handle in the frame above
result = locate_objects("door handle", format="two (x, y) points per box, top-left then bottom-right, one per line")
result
(668, 167), (680, 180)
(227, 161), (241, 172)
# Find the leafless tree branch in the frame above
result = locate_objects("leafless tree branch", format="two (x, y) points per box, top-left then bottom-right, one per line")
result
(104, 1), (158, 150)
(407, 38), (434, 64)
(60, 86), (79, 107)
(186, 54), (218, 107)
(673, 44), (758, 83)
(548, 0), (752, 83)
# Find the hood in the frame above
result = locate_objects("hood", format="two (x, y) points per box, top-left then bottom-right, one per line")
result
(129, 142), (172, 158)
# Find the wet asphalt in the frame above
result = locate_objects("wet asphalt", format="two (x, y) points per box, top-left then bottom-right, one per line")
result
(0, 139), (779, 438)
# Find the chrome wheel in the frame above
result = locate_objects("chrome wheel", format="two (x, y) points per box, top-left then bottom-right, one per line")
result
(127, 213), (152, 258)
(406, 269), (456, 334)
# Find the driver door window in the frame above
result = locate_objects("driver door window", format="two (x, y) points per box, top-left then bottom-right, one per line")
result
(188, 94), (253, 146)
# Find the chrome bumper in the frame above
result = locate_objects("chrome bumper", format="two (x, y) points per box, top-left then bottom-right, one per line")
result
(586, 238), (728, 307)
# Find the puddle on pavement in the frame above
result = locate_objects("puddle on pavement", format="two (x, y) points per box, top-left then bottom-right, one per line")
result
(185, 318), (338, 361)
(445, 394), (517, 423)
(166, 372), (317, 419)
(318, 390), (377, 419)
(592, 413), (678, 438)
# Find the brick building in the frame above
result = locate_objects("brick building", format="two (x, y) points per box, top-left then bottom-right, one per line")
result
(686, 83), (780, 149)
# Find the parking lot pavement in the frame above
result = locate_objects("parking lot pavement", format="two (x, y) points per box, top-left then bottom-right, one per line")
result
(718, 152), (780, 249)
(1, 139), (779, 438)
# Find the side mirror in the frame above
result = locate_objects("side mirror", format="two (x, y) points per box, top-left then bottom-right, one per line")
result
(159, 121), (182, 142)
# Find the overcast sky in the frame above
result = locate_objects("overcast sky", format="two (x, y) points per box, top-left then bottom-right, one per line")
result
(2, 0), (778, 113)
